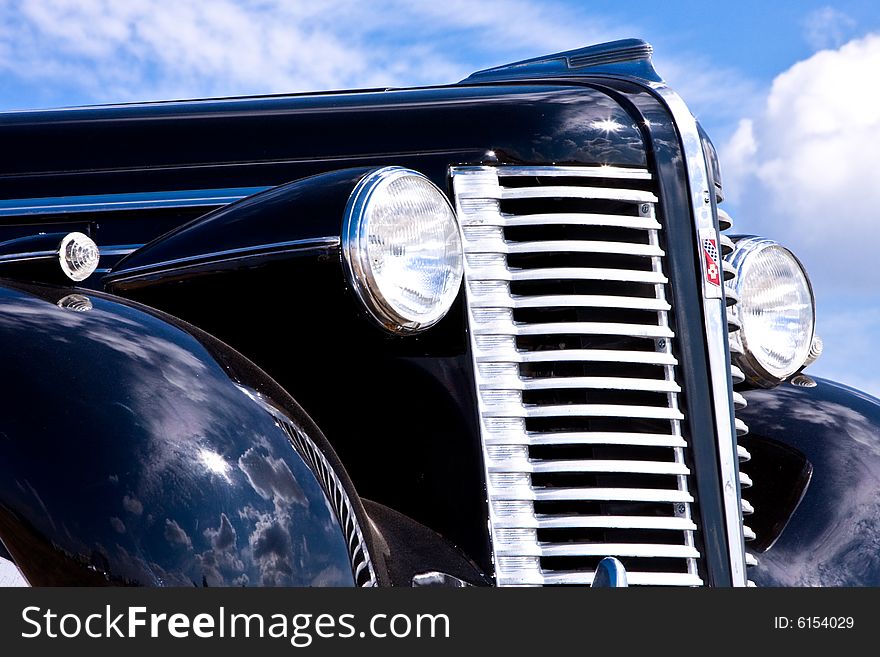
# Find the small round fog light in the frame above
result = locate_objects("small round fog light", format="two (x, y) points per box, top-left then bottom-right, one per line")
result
(58, 232), (99, 282)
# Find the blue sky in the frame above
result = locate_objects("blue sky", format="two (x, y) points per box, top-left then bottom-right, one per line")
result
(1, 0), (878, 394)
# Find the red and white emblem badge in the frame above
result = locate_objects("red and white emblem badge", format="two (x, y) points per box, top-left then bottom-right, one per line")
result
(702, 236), (721, 287)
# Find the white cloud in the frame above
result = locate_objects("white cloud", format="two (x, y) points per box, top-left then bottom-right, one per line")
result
(0, 0), (634, 106)
(720, 33), (880, 293)
(0, 0), (754, 128)
(657, 55), (762, 127)
(803, 6), (857, 51)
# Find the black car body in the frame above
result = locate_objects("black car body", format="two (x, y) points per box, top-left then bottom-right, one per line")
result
(0, 39), (876, 587)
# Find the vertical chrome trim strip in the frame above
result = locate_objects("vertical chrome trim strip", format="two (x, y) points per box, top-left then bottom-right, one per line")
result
(651, 85), (747, 586)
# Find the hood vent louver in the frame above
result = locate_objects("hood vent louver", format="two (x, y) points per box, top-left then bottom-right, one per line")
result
(464, 39), (662, 84)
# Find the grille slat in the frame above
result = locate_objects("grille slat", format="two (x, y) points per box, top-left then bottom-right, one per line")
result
(495, 165), (653, 180)
(453, 165), (703, 586)
(496, 542), (701, 559)
(495, 213), (662, 230)
(462, 237), (665, 257)
(489, 459), (690, 476)
(470, 294), (670, 311)
(485, 432), (688, 448)
(482, 404), (685, 421)
(470, 267), (668, 284)
(491, 486), (695, 503)
(501, 186), (658, 203)
(475, 349), (677, 365)
(482, 376), (680, 393)
(495, 515), (698, 531)
(538, 572), (703, 586)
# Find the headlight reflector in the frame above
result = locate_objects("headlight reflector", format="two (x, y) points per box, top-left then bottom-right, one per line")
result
(728, 237), (815, 385)
(343, 167), (463, 333)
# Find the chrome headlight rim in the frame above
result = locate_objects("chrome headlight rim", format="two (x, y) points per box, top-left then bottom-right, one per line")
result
(342, 166), (463, 335)
(728, 236), (816, 387)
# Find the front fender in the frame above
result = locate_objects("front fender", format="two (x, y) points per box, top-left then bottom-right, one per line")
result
(0, 281), (378, 586)
(740, 377), (880, 586)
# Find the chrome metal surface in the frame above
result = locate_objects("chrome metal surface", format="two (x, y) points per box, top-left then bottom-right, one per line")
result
(725, 237), (816, 387)
(453, 164), (702, 587)
(0, 187), (269, 217)
(341, 166), (462, 334)
(652, 85), (747, 586)
(590, 557), (629, 587)
(718, 209), (757, 584)
(411, 572), (471, 587)
(0, 249), (56, 264)
(803, 335), (823, 368)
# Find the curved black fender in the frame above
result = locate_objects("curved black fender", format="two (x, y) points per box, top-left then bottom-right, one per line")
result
(739, 377), (880, 586)
(0, 281), (381, 586)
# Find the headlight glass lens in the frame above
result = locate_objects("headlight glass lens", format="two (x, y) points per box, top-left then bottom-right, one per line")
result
(344, 167), (463, 333)
(732, 238), (815, 383)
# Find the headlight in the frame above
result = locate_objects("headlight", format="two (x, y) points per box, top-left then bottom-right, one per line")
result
(727, 237), (816, 386)
(342, 167), (463, 333)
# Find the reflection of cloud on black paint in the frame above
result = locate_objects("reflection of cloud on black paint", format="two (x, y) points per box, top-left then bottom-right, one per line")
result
(196, 513), (246, 586)
(748, 381), (880, 586)
(238, 447), (307, 506)
(205, 513), (236, 550)
(147, 560), (197, 587)
(110, 517), (126, 534)
(248, 508), (294, 586)
(123, 495), (143, 516)
(236, 448), (316, 585)
(310, 565), (349, 587)
(164, 519), (193, 550)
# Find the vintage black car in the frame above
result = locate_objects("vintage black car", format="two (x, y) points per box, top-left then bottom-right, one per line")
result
(0, 39), (874, 588)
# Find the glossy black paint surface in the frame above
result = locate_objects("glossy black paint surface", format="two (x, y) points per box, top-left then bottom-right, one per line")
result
(740, 378), (880, 586)
(738, 434), (812, 553)
(12, 76), (734, 583)
(106, 169), (369, 288)
(0, 281), (365, 586)
(0, 85), (646, 200)
(0, 71), (760, 585)
(362, 501), (488, 587)
(44, 81), (653, 577)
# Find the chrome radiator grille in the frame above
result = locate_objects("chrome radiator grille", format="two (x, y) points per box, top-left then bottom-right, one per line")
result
(451, 165), (703, 586)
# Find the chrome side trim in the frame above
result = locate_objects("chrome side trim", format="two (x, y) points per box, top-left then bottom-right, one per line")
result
(0, 187), (270, 217)
(0, 249), (55, 264)
(651, 84), (747, 586)
(106, 237), (339, 283)
(0, 244), (141, 266)
(100, 245), (141, 257)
